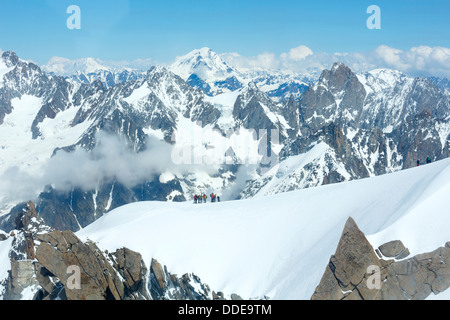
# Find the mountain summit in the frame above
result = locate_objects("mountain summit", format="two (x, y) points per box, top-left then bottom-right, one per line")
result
(169, 47), (238, 81)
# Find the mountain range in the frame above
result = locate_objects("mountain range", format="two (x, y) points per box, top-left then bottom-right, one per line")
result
(0, 47), (448, 234)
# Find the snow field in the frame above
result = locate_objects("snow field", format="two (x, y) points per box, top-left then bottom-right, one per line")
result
(77, 158), (450, 299)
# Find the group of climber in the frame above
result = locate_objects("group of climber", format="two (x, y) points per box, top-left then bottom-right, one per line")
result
(193, 193), (220, 204)
(416, 156), (433, 166)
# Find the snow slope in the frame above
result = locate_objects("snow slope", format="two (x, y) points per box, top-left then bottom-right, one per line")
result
(0, 235), (13, 285)
(77, 155), (450, 300)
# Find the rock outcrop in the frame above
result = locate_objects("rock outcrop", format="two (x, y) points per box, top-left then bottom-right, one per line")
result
(147, 258), (246, 300)
(311, 217), (450, 300)
(34, 230), (149, 300)
(1, 201), (243, 301)
(377, 240), (410, 260)
(148, 259), (211, 300)
(148, 258), (211, 300)
(3, 201), (52, 300)
(2, 201), (150, 300)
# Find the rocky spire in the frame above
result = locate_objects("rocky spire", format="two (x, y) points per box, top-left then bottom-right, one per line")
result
(311, 217), (450, 300)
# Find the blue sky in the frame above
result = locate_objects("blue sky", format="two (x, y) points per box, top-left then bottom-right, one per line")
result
(0, 0), (449, 71)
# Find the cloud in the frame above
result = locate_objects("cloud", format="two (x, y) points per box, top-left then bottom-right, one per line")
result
(43, 56), (154, 75)
(0, 130), (231, 209)
(221, 45), (450, 78)
(374, 45), (450, 77)
(280, 45), (313, 61)
(220, 52), (280, 72)
(102, 58), (154, 71)
(0, 132), (177, 206)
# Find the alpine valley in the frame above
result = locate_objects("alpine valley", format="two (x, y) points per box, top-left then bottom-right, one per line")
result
(0, 47), (449, 300)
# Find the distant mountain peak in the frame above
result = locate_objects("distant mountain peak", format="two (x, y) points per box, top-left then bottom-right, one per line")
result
(169, 47), (238, 82)
(1, 51), (20, 67)
(43, 56), (112, 76)
(330, 61), (346, 71)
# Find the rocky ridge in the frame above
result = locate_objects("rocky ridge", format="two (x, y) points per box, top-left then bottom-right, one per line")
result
(0, 201), (244, 300)
(311, 217), (450, 300)
(0, 50), (449, 232)
(239, 63), (449, 198)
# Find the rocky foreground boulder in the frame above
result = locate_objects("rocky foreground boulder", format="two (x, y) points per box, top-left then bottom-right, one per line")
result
(1, 201), (243, 300)
(311, 217), (450, 300)
(34, 230), (149, 300)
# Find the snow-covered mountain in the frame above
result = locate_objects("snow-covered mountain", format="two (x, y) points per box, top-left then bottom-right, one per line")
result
(76, 157), (450, 299)
(43, 57), (112, 75)
(43, 56), (147, 89)
(238, 63), (449, 198)
(0, 50), (289, 231)
(2, 158), (449, 300)
(0, 47), (450, 301)
(428, 76), (450, 95)
(169, 47), (242, 93)
(42, 47), (317, 100)
(0, 49), (449, 234)
(169, 47), (315, 101)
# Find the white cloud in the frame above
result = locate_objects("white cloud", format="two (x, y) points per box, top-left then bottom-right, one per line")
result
(281, 45), (313, 61)
(43, 56), (154, 75)
(374, 45), (408, 70)
(0, 132), (177, 205)
(103, 58), (154, 71)
(41, 45), (450, 79)
(221, 45), (450, 78)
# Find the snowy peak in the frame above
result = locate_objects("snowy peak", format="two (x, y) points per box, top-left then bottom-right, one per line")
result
(0, 52), (17, 84)
(318, 62), (359, 93)
(43, 56), (112, 76)
(42, 57), (147, 89)
(169, 47), (237, 81)
(1, 51), (20, 68)
(169, 47), (315, 100)
(168, 47), (245, 96)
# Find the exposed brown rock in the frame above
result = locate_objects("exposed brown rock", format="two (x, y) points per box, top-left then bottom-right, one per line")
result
(35, 230), (149, 300)
(312, 217), (382, 300)
(378, 240), (410, 259)
(312, 217), (450, 300)
(111, 247), (149, 299)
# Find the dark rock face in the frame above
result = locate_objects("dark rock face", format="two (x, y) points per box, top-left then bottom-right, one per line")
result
(1, 201), (149, 300)
(297, 63), (450, 170)
(215, 76), (243, 92)
(187, 74), (213, 96)
(148, 258), (211, 300)
(111, 248), (149, 299)
(299, 63), (366, 131)
(267, 82), (309, 102)
(242, 62), (449, 198)
(147, 258), (246, 300)
(233, 82), (280, 132)
(0, 166), (186, 234)
(311, 217), (450, 300)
